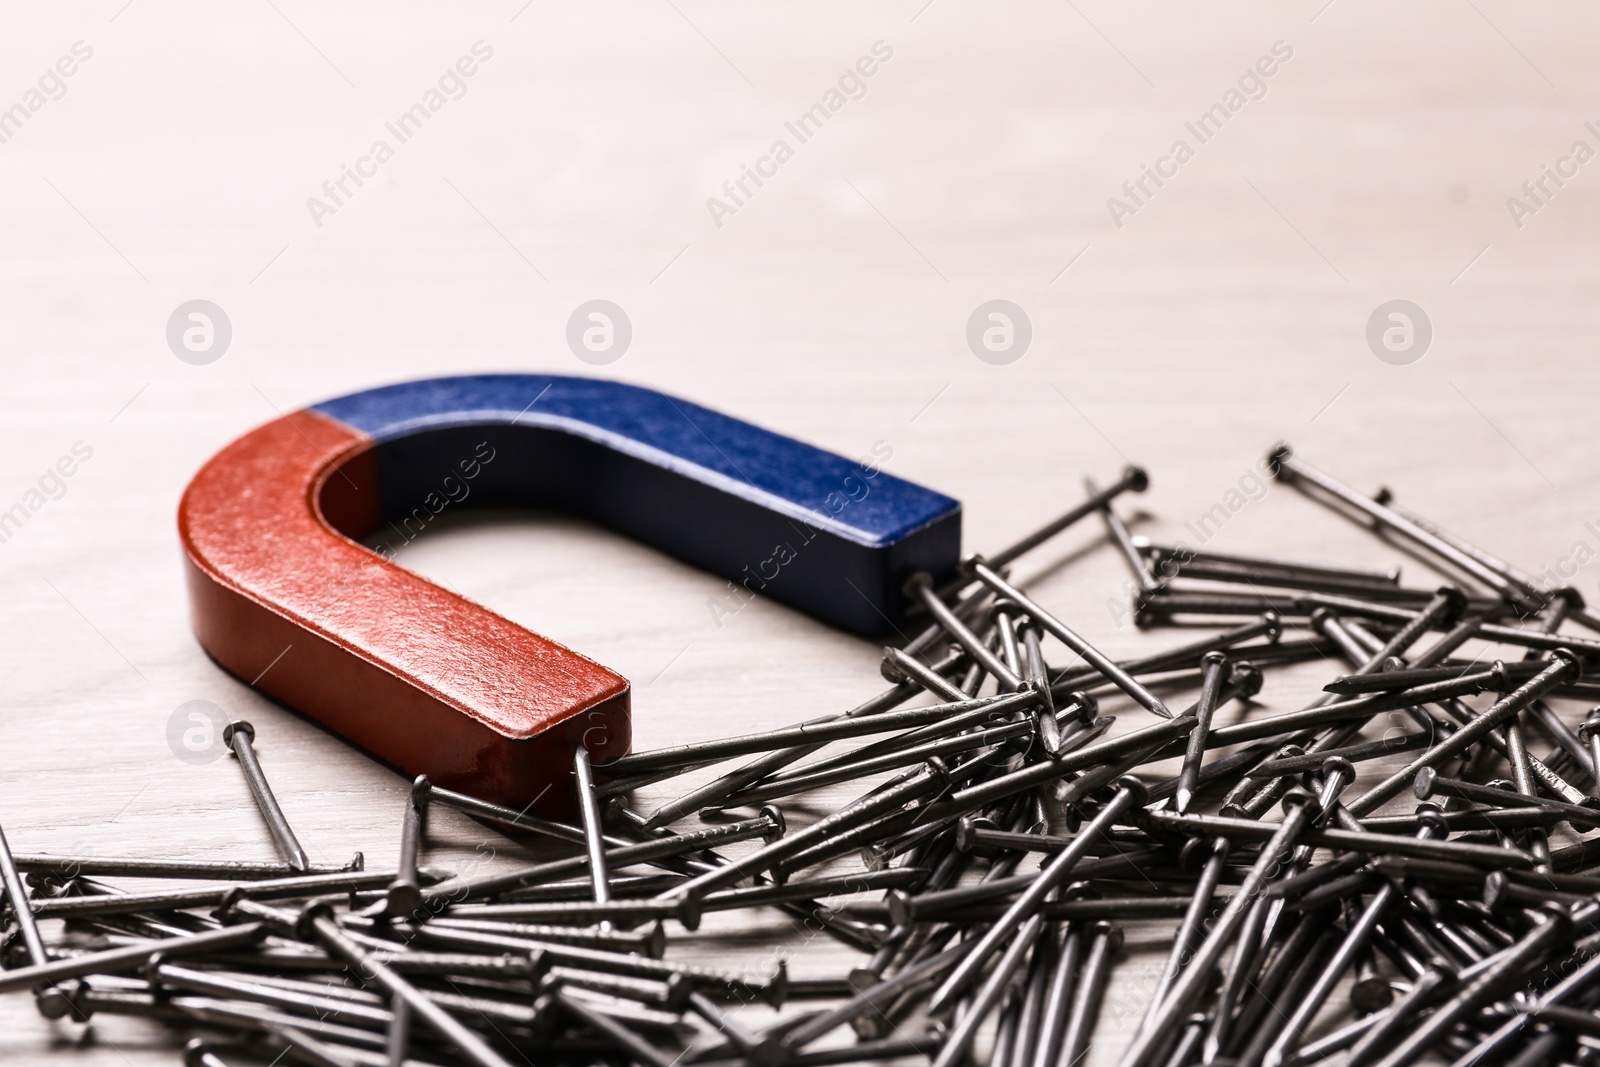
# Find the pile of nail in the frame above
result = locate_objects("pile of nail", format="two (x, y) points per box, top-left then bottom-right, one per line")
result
(12, 443), (1600, 1067)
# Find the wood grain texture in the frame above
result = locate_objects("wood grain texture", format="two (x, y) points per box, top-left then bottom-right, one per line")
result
(1, 1), (1598, 1062)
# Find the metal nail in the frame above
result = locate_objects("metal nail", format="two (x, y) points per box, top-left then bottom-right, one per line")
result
(550, 987), (676, 1067)
(424, 812), (779, 906)
(1413, 768), (1600, 828)
(1086, 473), (1160, 595)
(1009, 918), (1057, 1067)
(428, 782), (612, 847)
(927, 777), (1146, 1015)
(1261, 818), (1450, 1067)
(1362, 908), (1571, 1067)
(882, 646), (973, 703)
(1136, 537), (1401, 586)
(641, 679), (929, 828)
(1582, 708), (1600, 801)
(922, 716), (1191, 824)
(20, 854), (362, 884)
(0, 923), (267, 995)
(687, 990), (784, 1066)
(1133, 837), (1229, 1046)
(223, 721), (309, 872)
(300, 903), (520, 1067)
(1060, 920), (1123, 1067)
(968, 558), (1173, 718)
(1119, 790), (1322, 1067)
(1161, 558), (1419, 601)
(904, 582), (998, 660)
(981, 465), (1149, 570)
(1028, 922), (1083, 1067)
(1373, 490), (1548, 597)
(662, 762), (947, 902)
(1231, 915), (1343, 1066)
(382, 775), (430, 919)
(1345, 651), (1581, 816)
(429, 915), (666, 956)
(1021, 622), (1063, 755)
(931, 913), (1045, 1067)
(1349, 947), (1395, 1014)
(908, 571), (1024, 691)
(1048, 612), (1281, 697)
(30, 869), (402, 919)
(1249, 733), (1432, 778)
(618, 691), (1034, 784)
(1312, 756), (1357, 825)
(570, 747), (612, 932)
(1268, 445), (1531, 604)
(0, 820), (47, 969)
(1324, 662), (1526, 694)
(994, 599), (1027, 678)
(148, 960), (391, 1028)
(1175, 651), (1228, 814)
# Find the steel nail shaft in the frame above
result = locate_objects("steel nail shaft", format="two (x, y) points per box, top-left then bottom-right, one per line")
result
(969, 558), (1172, 718)
(224, 721), (309, 872)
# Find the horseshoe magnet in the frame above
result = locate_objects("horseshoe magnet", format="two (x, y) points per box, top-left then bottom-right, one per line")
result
(179, 375), (961, 816)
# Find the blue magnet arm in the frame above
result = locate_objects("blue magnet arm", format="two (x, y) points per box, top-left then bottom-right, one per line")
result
(313, 374), (961, 636)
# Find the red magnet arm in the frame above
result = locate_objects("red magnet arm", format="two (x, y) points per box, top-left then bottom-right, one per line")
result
(180, 409), (627, 816)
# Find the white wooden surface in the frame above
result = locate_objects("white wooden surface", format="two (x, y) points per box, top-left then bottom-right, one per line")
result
(3, 1), (1599, 1061)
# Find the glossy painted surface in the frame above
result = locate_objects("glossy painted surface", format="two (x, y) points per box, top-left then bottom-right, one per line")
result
(179, 375), (962, 812)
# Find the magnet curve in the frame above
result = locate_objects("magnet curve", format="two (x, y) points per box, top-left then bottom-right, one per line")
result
(179, 374), (961, 815)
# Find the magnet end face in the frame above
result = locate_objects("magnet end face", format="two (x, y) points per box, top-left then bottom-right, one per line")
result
(179, 375), (961, 811)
